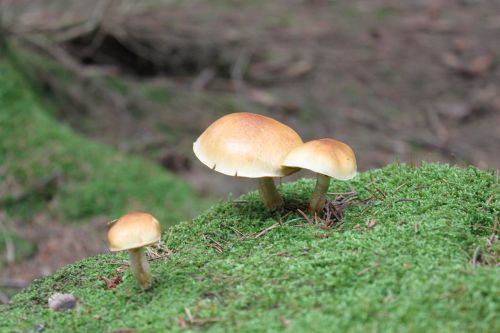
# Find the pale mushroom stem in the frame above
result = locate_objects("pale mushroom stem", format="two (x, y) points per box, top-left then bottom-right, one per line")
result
(257, 177), (284, 210)
(128, 247), (152, 290)
(309, 173), (330, 213)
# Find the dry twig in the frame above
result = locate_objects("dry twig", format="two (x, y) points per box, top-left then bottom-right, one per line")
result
(471, 246), (481, 267)
(297, 209), (314, 225)
(357, 263), (380, 275)
(253, 223), (280, 239)
(488, 216), (498, 245)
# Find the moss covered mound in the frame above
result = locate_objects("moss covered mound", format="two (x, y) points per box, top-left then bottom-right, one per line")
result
(1, 164), (498, 332)
(0, 58), (199, 226)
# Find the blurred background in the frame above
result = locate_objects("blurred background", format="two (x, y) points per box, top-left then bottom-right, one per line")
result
(1, 0), (499, 302)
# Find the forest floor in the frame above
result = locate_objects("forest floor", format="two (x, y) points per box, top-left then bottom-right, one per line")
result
(1, 0), (499, 299)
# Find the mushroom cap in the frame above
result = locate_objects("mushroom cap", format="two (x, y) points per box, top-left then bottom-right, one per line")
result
(282, 138), (357, 180)
(193, 112), (303, 178)
(107, 212), (161, 252)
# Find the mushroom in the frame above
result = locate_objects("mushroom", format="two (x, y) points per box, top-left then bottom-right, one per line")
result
(107, 212), (161, 290)
(193, 112), (303, 210)
(282, 138), (357, 213)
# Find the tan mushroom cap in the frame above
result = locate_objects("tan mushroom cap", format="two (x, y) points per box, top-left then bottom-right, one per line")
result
(107, 212), (161, 252)
(282, 138), (357, 180)
(193, 112), (303, 178)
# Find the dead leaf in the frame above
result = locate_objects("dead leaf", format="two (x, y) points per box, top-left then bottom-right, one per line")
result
(280, 316), (291, 329)
(102, 275), (122, 289)
(367, 219), (377, 229)
(284, 59), (313, 79)
(467, 55), (494, 75)
(452, 36), (474, 52)
(353, 224), (363, 232)
(441, 52), (461, 70)
(442, 53), (494, 76)
(383, 295), (393, 304)
(177, 317), (188, 329)
(489, 216), (498, 245)
(436, 102), (470, 120)
(116, 264), (129, 273)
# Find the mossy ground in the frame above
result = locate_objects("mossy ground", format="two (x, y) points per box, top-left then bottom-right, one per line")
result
(0, 56), (202, 227)
(1, 164), (498, 332)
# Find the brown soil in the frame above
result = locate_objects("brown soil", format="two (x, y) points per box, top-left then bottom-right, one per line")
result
(2, 0), (499, 297)
(16, 0), (498, 194)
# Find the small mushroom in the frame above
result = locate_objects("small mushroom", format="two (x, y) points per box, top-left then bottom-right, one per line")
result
(282, 139), (357, 213)
(193, 112), (303, 210)
(107, 212), (161, 290)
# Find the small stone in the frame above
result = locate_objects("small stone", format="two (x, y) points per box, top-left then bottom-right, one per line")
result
(34, 323), (45, 332)
(48, 293), (77, 311)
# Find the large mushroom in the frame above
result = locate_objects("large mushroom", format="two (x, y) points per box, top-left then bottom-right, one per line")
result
(107, 212), (161, 290)
(282, 138), (357, 213)
(193, 112), (303, 210)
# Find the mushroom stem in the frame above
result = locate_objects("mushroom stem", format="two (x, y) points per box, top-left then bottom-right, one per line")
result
(309, 173), (330, 213)
(257, 177), (284, 210)
(128, 247), (152, 290)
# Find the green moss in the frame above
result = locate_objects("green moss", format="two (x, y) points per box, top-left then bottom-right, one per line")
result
(0, 58), (201, 226)
(22, 52), (74, 84)
(105, 77), (130, 95)
(1, 164), (498, 332)
(139, 84), (175, 104)
(373, 7), (398, 21)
